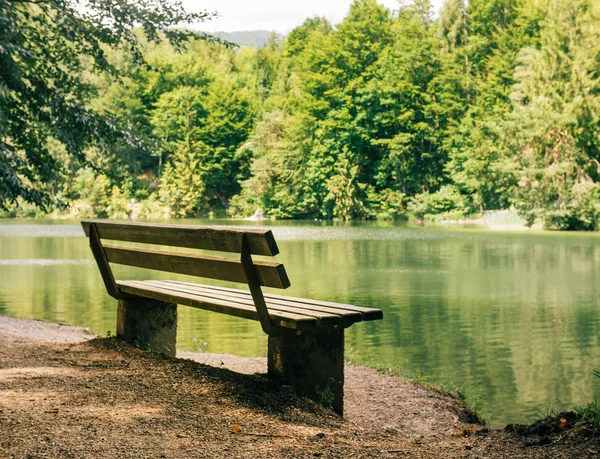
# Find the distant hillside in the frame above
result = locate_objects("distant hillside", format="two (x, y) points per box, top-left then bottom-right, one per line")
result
(211, 30), (285, 48)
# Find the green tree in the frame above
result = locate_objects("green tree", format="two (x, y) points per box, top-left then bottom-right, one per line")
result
(449, 0), (600, 228)
(505, 0), (600, 229)
(267, 0), (394, 219)
(445, 0), (547, 212)
(0, 0), (212, 210)
(152, 86), (207, 216)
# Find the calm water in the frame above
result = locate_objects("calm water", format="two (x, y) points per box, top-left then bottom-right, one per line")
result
(1, 219), (600, 426)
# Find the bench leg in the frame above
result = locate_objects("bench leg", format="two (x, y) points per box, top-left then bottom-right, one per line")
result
(268, 328), (344, 415)
(117, 299), (177, 357)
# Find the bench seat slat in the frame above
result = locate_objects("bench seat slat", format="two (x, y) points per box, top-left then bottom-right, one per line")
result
(165, 280), (384, 321)
(117, 280), (317, 330)
(142, 280), (351, 327)
(103, 245), (290, 289)
(145, 280), (363, 327)
(82, 220), (279, 256)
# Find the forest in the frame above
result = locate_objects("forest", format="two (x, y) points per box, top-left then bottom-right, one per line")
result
(2, 0), (600, 230)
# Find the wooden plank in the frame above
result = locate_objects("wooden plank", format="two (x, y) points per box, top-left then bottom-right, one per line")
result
(142, 280), (343, 327)
(146, 280), (361, 327)
(116, 280), (316, 330)
(239, 232), (274, 335)
(103, 245), (290, 289)
(81, 220), (279, 256)
(87, 223), (130, 300)
(165, 280), (384, 321)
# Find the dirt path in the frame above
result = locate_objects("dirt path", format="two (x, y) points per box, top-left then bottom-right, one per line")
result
(0, 316), (597, 458)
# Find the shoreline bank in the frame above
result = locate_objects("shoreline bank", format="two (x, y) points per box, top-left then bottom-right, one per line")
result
(1, 315), (597, 457)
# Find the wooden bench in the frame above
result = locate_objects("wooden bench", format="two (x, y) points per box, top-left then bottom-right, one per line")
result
(81, 220), (383, 414)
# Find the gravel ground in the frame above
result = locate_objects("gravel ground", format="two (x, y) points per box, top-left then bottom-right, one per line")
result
(0, 316), (597, 458)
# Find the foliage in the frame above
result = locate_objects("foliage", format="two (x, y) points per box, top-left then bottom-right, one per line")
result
(316, 382), (336, 410)
(3, 0), (600, 231)
(574, 370), (600, 432)
(408, 185), (469, 220)
(575, 400), (600, 432)
(0, 0), (213, 211)
(366, 188), (407, 221)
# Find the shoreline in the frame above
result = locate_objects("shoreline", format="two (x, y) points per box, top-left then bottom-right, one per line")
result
(0, 211), (571, 234)
(1, 315), (597, 457)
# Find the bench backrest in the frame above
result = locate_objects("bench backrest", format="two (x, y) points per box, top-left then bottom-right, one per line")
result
(82, 220), (290, 335)
(81, 220), (290, 289)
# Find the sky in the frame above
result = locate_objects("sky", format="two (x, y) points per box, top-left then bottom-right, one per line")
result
(185, 0), (446, 34)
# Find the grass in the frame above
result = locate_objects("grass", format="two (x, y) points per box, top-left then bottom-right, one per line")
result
(574, 400), (600, 432)
(572, 369), (600, 433)
(316, 381), (336, 410)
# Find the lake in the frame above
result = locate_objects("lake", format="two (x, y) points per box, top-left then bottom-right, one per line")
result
(1, 218), (599, 426)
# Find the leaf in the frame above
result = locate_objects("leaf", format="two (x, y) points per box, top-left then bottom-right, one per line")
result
(231, 424), (241, 434)
(559, 418), (568, 428)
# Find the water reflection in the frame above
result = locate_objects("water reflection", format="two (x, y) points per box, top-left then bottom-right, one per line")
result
(0, 259), (92, 266)
(1, 219), (599, 425)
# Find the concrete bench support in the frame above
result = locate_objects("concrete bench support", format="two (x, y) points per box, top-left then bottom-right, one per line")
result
(268, 328), (344, 415)
(117, 299), (177, 357)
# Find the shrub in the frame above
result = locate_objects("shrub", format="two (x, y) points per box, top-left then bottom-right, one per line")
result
(367, 188), (407, 220)
(539, 182), (600, 231)
(408, 185), (469, 220)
